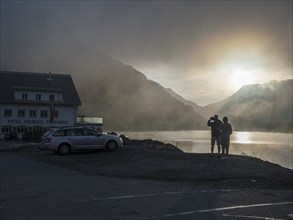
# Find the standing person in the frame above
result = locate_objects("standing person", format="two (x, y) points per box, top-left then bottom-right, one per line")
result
(207, 115), (222, 157)
(219, 116), (233, 159)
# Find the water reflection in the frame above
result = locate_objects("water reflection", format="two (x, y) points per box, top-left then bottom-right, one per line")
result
(125, 131), (293, 170)
(233, 132), (252, 144)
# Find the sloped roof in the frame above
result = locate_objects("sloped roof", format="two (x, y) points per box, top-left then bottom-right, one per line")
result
(0, 71), (81, 105)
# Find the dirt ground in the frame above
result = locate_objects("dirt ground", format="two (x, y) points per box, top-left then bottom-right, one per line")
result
(1, 139), (292, 190)
(95, 143), (293, 190)
(1, 139), (293, 219)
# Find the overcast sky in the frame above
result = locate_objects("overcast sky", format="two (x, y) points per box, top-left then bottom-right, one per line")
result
(1, 0), (292, 105)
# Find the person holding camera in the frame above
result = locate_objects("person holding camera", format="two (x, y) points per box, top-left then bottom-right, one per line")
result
(207, 114), (222, 157)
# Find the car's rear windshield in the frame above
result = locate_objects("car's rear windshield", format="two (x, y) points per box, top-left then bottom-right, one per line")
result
(42, 130), (55, 137)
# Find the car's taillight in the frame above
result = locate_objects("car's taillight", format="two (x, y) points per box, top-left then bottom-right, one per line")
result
(45, 138), (52, 143)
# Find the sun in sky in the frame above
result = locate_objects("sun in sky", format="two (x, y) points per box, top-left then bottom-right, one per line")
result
(230, 67), (257, 90)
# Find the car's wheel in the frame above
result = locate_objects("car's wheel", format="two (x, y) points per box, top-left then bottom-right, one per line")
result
(106, 141), (118, 151)
(59, 144), (70, 155)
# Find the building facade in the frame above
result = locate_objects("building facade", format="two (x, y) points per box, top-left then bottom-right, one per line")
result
(0, 71), (81, 139)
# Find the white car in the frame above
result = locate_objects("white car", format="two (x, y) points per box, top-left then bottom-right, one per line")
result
(40, 127), (123, 155)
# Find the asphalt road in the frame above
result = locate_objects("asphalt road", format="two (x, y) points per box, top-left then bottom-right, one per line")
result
(0, 145), (292, 220)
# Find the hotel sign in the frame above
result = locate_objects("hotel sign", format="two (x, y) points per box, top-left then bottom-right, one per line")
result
(5, 119), (68, 125)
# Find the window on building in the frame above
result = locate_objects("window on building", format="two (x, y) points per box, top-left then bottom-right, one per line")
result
(22, 93), (28, 100)
(18, 110), (25, 117)
(29, 110), (37, 118)
(18, 126), (27, 133)
(2, 126), (12, 133)
(36, 94), (42, 101)
(33, 126), (42, 132)
(54, 111), (59, 118)
(4, 109), (12, 117)
(49, 95), (55, 102)
(40, 110), (48, 118)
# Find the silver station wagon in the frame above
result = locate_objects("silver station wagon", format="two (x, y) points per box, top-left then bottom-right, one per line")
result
(40, 127), (123, 155)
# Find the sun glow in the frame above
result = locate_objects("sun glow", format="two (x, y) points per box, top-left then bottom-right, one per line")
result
(230, 68), (257, 90)
(233, 132), (252, 144)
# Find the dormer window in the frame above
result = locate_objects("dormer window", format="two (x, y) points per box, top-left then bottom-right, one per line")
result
(22, 93), (28, 100)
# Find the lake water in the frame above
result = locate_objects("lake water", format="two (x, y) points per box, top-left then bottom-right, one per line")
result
(124, 130), (293, 170)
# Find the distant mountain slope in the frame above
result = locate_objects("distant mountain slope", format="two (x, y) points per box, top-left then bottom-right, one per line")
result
(1, 43), (206, 131)
(164, 88), (204, 115)
(69, 52), (207, 131)
(164, 79), (292, 132)
(201, 80), (293, 132)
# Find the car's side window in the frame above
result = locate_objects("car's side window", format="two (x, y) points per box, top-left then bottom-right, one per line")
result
(84, 129), (98, 136)
(67, 129), (84, 136)
(53, 130), (65, 136)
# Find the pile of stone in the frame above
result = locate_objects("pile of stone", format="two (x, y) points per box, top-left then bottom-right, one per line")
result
(119, 135), (181, 152)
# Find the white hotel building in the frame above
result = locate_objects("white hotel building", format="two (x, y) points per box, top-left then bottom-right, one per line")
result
(0, 71), (81, 139)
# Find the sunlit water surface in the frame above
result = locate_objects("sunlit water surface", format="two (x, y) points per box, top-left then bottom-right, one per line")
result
(124, 131), (293, 170)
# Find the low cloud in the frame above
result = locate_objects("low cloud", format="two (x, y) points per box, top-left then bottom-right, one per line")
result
(1, 1), (291, 105)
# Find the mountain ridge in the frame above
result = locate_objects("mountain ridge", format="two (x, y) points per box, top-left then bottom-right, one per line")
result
(2, 44), (291, 132)
(166, 79), (292, 132)
(70, 52), (207, 131)
(164, 87), (204, 114)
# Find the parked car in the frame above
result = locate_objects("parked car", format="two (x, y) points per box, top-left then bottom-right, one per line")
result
(40, 127), (123, 155)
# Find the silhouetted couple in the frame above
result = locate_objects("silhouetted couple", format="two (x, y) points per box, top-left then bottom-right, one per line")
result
(207, 114), (233, 159)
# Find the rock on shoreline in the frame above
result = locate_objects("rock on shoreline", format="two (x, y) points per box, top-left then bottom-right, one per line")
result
(120, 135), (182, 152)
